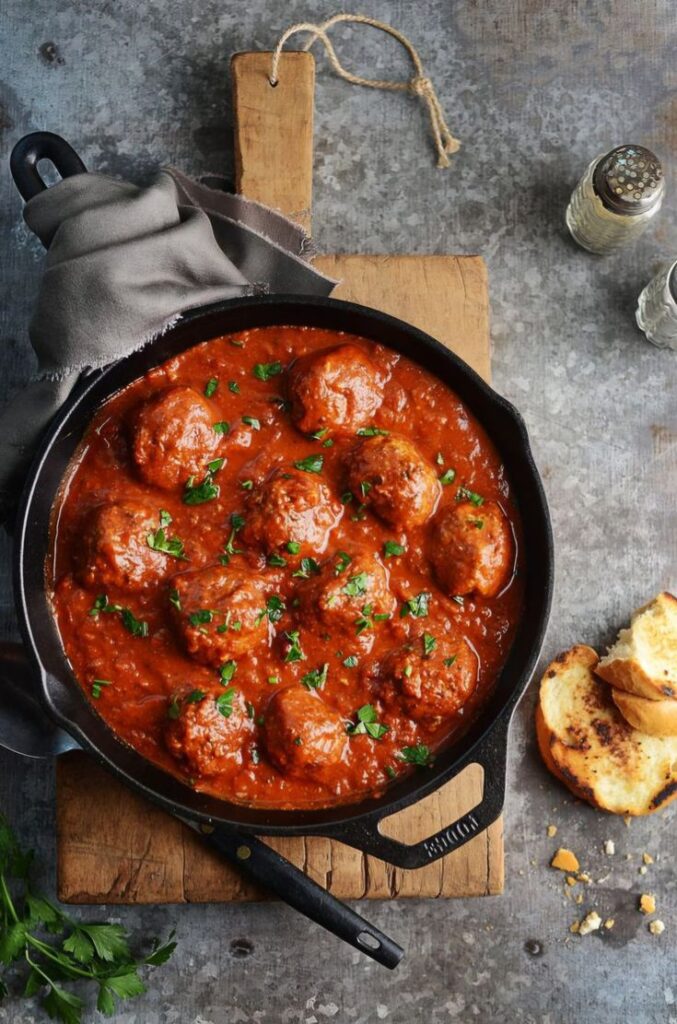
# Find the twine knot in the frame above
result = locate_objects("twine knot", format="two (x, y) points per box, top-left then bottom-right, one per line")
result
(270, 13), (461, 169)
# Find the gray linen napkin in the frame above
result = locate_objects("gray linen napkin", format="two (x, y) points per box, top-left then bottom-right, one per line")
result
(0, 166), (335, 518)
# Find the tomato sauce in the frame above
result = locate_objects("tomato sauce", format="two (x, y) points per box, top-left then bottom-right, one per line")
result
(49, 326), (524, 809)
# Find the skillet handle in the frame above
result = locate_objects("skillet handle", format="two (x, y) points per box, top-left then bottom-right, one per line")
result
(10, 131), (86, 202)
(199, 826), (404, 969)
(327, 714), (510, 870)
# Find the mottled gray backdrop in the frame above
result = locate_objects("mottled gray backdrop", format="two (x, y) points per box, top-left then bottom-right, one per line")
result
(1, 1), (676, 1022)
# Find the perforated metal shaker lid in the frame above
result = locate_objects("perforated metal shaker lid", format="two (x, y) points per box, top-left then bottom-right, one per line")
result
(593, 144), (664, 215)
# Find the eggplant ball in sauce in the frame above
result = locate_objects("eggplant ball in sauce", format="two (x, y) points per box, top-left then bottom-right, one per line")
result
(432, 500), (513, 598)
(347, 433), (441, 528)
(288, 344), (385, 436)
(165, 690), (252, 777)
(377, 635), (478, 725)
(263, 687), (347, 775)
(241, 468), (342, 561)
(130, 385), (221, 490)
(300, 551), (396, 637)
(78, 500), (171, 592)
(169, 565), (269, 668)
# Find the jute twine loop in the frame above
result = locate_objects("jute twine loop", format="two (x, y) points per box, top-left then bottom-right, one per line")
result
(269, 13), (460, 169)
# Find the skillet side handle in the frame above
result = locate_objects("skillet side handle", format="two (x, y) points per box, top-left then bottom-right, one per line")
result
(199, 827), (404, 969)
(10, 131), (86, 202)
(330, 715), (509, 870)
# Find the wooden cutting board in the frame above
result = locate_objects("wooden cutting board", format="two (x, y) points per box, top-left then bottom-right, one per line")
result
(55, 51), (501, 903)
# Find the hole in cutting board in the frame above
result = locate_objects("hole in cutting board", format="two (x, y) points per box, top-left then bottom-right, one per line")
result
(377, 763), (484, 844)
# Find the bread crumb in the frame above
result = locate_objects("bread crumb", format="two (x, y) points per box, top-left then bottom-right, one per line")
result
(604, 918), (615, 930)
(624, 815), (632, 827)
(546, 824), (558, 838)
(649, 920), (665, 936)
(604, 840), (615, 855)
(569, 921), (580, 934)
(565, 875), (577, 886)
(551, 848), (580, 872)
(575, 893), (584, 904)
(578, 911), (602, 936)
(577, 872), (592, 884)
(642, 852), (654, 865)
(639, 865), (648, 875)
(639, 894), (656, 915)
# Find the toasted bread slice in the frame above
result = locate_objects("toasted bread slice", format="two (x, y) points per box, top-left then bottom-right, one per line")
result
(611, 688), (677, 737)
(596, 593), (677, 701)
(536, 644), (677, 815)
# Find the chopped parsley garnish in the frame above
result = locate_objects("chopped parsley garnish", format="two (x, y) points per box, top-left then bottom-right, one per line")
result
(322, 438), (334, 447)
(351, 504), (367, 522)
(221, 513), (245, 563)
(457, 486), (484, 507)
(343, 654), (358, 668)
(240, 479), (254, 490)
(167, 695), (181, 720)
(245, 701), (256, 719)
(292, 557), (320, 579)
(356, 426), (389, 437)
(334, 550), (352, 575)
(385, 764), (398, 780)
(283, 630), (305, 663)
(268, 553), (287, 567)
(220, 661), (237, 684)
(268, 675), (279, 685)
(399, 743), (434, 767)
(301, 663), (329, 690)
(341, 572), (370, 598)
(242, 415), (261, 430)
(231, 512), (246, 530)
(293, 453), (324, 474)
(354, 604), (390, 635)
(310, 427), (329, 440)
(257, 595), (286, 625)
(90, 595), (149, 637)
(228, 380), (240, 394)
(439, 468), (456, 486)
(251, 747), (261, 765)
(403, 664), (413, 678)
(360, 480), (372, 497)
(204, 377), (219, 398)
(230, 338), (245, 348)
(183, 458), (224, 505)
(400, 592), (431, 619)
(169, 588), (181, 611)
(443, 655), (458, 668)
(185, 689), (207, 704)
(340, 491), (353, 504)
(91, 679), (112, 699)
(286, 540), (301, 555)
(215, 687), (237, 718)
(469, 517), (484, 529)
(383, 540), (405, 559)
(147, 512), (187, 560)
(422, 632), (437, 655)
(188, 609), (213, 626)
(253, 361), (283, 381)
(213, 420), (230, 435)
(347, 704), (389, 739)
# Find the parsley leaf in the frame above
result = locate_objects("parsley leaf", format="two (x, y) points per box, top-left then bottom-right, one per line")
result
(439, 468), (456, 486)
(347, 704), (389, 739)
(457, 486), (484, 507)
(283, 630), (305, 663)
(399, 743), (434, 767)
(183, 458), (224, 505)
(91, 679), (111, 699)
(90, 596), (149, 638)
(220, 661), (237, 684)
(253, 361), (283, 381)
(343, 654), (358, 668)
(146, 512), (187, 560)
(341, 572), (370, 598)
(268, 553), (287, 567)
(356, 426), (389, 437)
(383, 540), (405, 559)
(286, 540), (301, 555)
(204, 377), (219, 398)
(334, 551), (352, 575)
(400, 592), (431, 619)
(213, 420), (230, 435)
(228, 380), (240, 394)
(292, 557), (320, 579)
(242, 415), (261, 430)
(215, 687), (237, 718)
(422, 632), (437, 655)
(301, 663), (329, 690)
(293, 454), (324, 474)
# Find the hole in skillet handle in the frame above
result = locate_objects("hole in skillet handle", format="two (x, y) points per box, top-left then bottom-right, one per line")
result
(10, 131), (87, 202)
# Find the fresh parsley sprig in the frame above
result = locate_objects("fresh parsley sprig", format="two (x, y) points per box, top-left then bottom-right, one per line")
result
(0, 813), (176, 1022)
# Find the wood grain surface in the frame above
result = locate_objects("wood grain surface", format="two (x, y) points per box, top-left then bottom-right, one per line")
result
(56, 51), (501, 904)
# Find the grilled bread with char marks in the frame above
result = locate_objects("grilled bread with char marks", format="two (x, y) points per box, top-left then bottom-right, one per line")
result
(611, 687), (677, 738)
(536, 645), (677, 815)
(596, 592), (677, 701)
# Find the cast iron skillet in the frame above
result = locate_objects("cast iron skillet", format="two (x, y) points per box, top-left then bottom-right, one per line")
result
(8, 133), (553, 961)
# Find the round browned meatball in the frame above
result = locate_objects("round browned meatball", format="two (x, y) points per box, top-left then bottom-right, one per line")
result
(378, 634), (477, 724)
(170, 565), (269, 667)
(288, 344), (385, 436)
(131, 386), (221, 490)
(165, 689), (252, 777)
(241, 469), (341, 560)
(347, 433), (441, 527)
(432, 500), (513, 598)
(263, 687), (347, 775)
(78, 501), (170, 591)
(300, 550), (396, 635)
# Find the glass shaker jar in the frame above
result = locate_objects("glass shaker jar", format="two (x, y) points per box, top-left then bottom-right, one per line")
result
(566, 145), (664, 254)
(636, 260), (677, 351)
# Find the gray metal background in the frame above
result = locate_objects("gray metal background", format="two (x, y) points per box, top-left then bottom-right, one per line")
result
(1, 2), (675, 1021)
